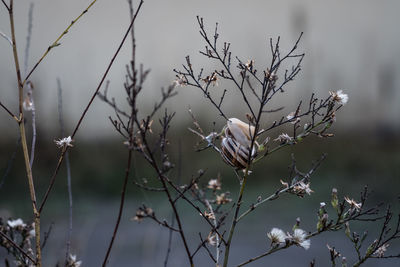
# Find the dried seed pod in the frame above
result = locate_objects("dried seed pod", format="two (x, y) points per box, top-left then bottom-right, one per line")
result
(220, 118), (257, 169)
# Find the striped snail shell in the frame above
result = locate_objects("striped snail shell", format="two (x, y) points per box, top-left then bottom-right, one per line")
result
(220, 118), (258, 169)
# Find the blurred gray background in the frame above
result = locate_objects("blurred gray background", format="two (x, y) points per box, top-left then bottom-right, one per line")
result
(1, 0), (399, 138)
(1, 0), (400, 266)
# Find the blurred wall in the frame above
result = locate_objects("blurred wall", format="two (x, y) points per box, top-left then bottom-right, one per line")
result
(0, 0), (399, 141)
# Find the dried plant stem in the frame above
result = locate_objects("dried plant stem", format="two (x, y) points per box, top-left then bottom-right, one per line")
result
(0, 101), (18, 121)
(102, 149), (133, 266)
(1, 0), (9, 10)
(0, 30), (12, 46)
(223, 171), (249, 267)
(164, 140), (182, 267)
(57, 79), (73, 263)
(238, 154), (326, 222)
(101, 2), (144, 265)
(19, 122), (41, 264)
(23, 0), (98, 85)
(38, 0), (144, 213)
(138, 128), (194, 266)
(236, 245), (284, 267)
(8, 1), (41, 265)
(0, 231), (36, 264)
(205, 199), (220, 265)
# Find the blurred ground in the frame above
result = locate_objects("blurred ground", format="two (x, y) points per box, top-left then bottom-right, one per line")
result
(0, 132), (399, 266)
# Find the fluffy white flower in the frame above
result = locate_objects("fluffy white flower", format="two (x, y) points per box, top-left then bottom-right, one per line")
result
(344, 196), (362, 211)
(245, 59), (255, 70)
(68, 254), (82, 267)
(274, 133), (293, 144)
(292, 229), (311, 250)
(54, 136), (73, 148)
(286, 112), (300, 124)
(267, 228), (287, 244)
(374, 243), (389, 258)
(330, 90), (348, 105)
(293, 181), (314, 197)
(174, 74), (187, 87)
(207, 179), (221, 190)
(207, 233), (217, 246)
(7, 218), (26, 228)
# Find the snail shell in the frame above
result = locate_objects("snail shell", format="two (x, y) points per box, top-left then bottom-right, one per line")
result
(220, 118), (257, 169)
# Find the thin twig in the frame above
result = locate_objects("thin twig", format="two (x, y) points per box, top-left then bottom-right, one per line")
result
(8, 1), (41, 264)
(137, 119), (194, 266)
(0, 100), (18, 121)
(23, 0), (99, 85)
(223, 170), (249, 267)
(102, 149), (133, 266)
(57, 78), (74, 264)
(0, 30), (12, 46)
(40, 222), (54, 250)
(0, 231), (36, 264)
(205, 198), (220, 265)
(164, 140), (182, 267)
(38, 0), (144, 213)
(238, 154), (326, 222)
(102, 2), (144, 265)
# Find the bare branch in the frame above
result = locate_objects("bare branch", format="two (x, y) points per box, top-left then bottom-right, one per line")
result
(0, 30), (12, 46)
(0, 231), (36, 264)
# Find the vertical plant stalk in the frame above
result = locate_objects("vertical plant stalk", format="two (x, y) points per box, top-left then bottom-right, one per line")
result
(38, 0), (144, 213)
(8, 0), (41, 265)
(102, 1), (144, 265)
(24, 3), (36, 168)
(102, 149), (133, 266)
(138, 129), (194, 266)
(164, 140), (182, 267)
(57, 79), (73, 263)
(222, 170), (249, 267)
(205, 199), (219, 265)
